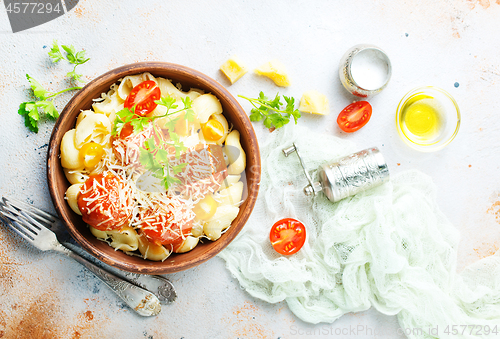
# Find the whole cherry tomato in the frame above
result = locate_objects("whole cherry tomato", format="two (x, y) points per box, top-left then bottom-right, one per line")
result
(124, 80), (161, 116)
(337, 101), (372, 133)
(270, 218), (306, 255)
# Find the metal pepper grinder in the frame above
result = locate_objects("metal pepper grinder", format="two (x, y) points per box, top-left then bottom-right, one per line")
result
(282, 144), (390, 203)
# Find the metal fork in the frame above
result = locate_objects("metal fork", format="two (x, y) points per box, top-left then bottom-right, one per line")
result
(0, 197), (177, 304)
(0, 197), (164, 316)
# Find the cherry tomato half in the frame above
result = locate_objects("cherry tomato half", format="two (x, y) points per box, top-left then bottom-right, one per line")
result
(202, 119), (225, 142)
(337, 101), (372, 133)
(79, 142), (104, 169)
(270, 218), (306, 255)
(124, 80), (161, 116)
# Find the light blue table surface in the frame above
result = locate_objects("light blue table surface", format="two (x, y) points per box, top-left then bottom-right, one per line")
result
(0, 0), (499, 338)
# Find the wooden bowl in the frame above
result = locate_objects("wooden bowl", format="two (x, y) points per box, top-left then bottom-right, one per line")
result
(47, 62), (261, 274)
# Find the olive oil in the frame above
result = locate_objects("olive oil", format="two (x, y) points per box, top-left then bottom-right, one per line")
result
(399, 94), (445, 145)
(396, 86), (460, 152)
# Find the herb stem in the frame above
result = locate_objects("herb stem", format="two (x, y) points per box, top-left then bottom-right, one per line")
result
(46, 86), (83, 99)
(149, 107), (189, 121)
(238, 95), (288, 114)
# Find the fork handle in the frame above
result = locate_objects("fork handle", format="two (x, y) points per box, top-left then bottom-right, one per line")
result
(58, 246), (161, 316)
(62, 242), (176, 303)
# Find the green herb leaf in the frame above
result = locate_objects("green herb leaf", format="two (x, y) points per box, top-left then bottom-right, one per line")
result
(184, 108), (195, 122)
(74, 50), (90, 64)
(139, 147), (156, 169)
(26, 75), (48, 99)
(144, 137), (157, 152)
(181, 96), (193, 109)
(283, 95), (301, 123)
(162, 116), (180, 131)
(172, 163), (187, 174)
(181, 97), (195, 121)
(18, 102), (39, 133)
(66, 70), (83, 82)
(155, 96), (177, 110)
(37, 100), (59, 119)
(62, 45), (76, 63)
(269, 93), (282, 109)
(50, 41), (89, 81)
(48, 40), (64, 63)
(155, 149), (170, 165)
(167, 131), (186, 158)
(112, 108), (134, 136)
(162, 172), (182, 188)
(130, 117), (149, 133)
(249, 108), (263, 122)
(238, 92), (301, 130)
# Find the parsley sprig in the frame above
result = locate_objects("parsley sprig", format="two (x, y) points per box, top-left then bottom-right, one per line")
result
(48, 40), (90, 82)
(112, 96), (195, 190)
(238, 91), (301, 129)
(18, 42), (90, 133)
(113, 97), (195, 137)
(19, 75), (82, 132)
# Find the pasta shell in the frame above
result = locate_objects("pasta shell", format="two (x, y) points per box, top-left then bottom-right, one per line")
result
(65, 183), (83, 215)
(215, 181), (244, 207)
(60, 129), (84, 169)
(137, 232), (170, 261)
(192, 93), (223, 124)
(74, 112), (111, 149)
(203, 205), (239, 241)
(224, 130), (246, 175)
(107, 226), (139, 252)
(173, 236), (199, 253)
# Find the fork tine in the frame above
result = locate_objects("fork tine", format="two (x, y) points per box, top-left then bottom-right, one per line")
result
(2, 197), (56, 224)
(6, 206), (52, 236)
(0, 202), (42, 231)
(1, 196), (70, 241)
(2, 197), (57, 226)
(0, 210), (36, 242)
(0, 208), (41, 236)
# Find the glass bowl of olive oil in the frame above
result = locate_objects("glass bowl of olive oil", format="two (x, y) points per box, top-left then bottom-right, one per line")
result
(396, 86), (460, 152)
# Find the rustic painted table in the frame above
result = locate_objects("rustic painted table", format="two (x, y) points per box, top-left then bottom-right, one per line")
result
(0, 0), (499, 338)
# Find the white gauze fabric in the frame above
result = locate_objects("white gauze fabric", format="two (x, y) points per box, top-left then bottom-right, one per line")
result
(218, 125), (500, 338)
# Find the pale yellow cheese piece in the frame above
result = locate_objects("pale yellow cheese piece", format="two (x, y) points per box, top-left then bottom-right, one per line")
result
(299, 90), (329, 115)
(220, 56), (248, 84)
(254, 59), (291, 87)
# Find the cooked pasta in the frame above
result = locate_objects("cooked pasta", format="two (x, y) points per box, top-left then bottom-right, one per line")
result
(224, 130), (246, 175)
(214, 181), (244, 207)
(65, 183), (83, 215)
(203, 205), (240, 241)
(63, 167), (88, 185)
(192, 93), (223, 123)
(107, 226), (139, 252)
(74, 111), (112, 148)
(60, 73), (246, 261)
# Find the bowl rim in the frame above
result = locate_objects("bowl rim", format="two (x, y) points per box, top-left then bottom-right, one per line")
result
(47, 62), (261, 274)
(395, 85), (461, 152)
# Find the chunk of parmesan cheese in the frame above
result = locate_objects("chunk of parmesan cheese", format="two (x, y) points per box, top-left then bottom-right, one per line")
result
(220, 56), (248, 84)
(299, 90), (329, 115)
(254, 59), (291, 87)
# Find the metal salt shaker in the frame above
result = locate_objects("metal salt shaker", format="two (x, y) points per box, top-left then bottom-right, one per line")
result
(339, 44), (392, 98)
(283, 144), (389, 203)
